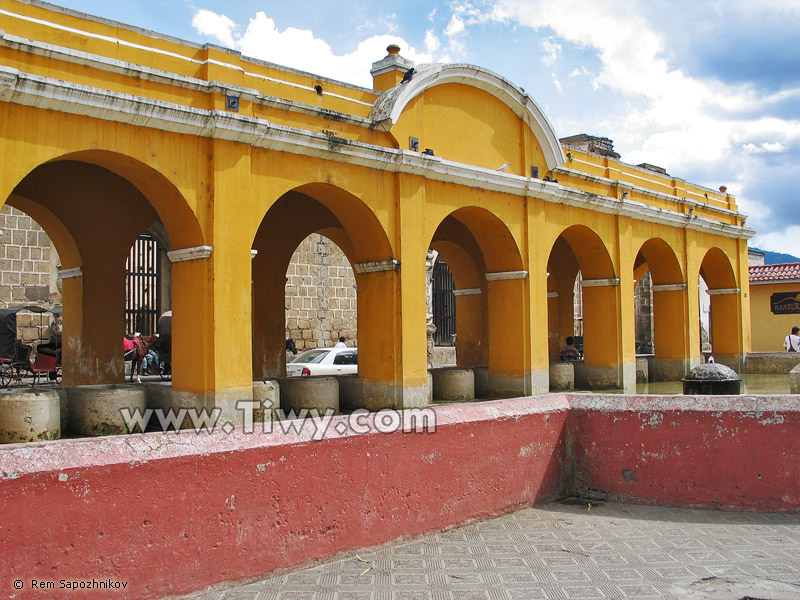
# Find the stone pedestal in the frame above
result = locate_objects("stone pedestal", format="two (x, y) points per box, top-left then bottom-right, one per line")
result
(636, 357), (649, 383)
(337, 375), (361, 412)
(790, 364), (800, 394)
(549, 362), (574, 391)
(253, 380), (279, 421)
(473, 366), (490, 398)
(431, 368), (474, 401)
(278, 376), (339, 414)
(67, 384), (146, 436)
(0, 388), (61, 443)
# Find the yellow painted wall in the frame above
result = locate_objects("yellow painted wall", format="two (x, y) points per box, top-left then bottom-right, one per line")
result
(750, 283), (800, 352)
(0, 0), (753, 401)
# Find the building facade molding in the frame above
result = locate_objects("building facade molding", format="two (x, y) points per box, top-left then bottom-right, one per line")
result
(707, 287), (741, 296)
(0, 64), (753, 241)
(353, 259), (400, 274)
(485, 270), (528, 281)
(167, 246), (213, 263)
(58, 267), (82, 279)
(581, 278), (620, 288)
(652, 283), (688, 292)
(453, 288), (482, 296)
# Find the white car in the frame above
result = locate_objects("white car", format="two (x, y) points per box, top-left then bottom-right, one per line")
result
(285, 347), (358, 377)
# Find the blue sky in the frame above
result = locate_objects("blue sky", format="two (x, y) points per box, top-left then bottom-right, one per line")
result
(49, 0), (800, 257)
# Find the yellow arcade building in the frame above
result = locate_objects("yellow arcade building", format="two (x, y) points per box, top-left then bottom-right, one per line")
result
(0, 0), (753, 418)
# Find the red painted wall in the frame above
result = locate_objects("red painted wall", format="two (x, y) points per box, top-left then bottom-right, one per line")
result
(0, 397), (570, 599)
(2, 394), (799, 600)
(572, 395), (800, 512)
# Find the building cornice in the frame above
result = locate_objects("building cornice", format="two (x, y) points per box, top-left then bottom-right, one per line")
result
(0, 65), (753, 241)
(553, 165), (743, 220)
(0, 30), (375, 125)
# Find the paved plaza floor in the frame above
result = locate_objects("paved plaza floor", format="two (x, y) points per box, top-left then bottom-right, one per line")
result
(178, 500), (800, 600)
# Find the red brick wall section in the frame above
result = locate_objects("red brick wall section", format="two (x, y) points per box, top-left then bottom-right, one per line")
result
(0, 397), (571, 600)
(571, 395), (800, 512)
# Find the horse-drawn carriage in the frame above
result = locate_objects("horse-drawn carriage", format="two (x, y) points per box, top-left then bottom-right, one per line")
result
(124, 310), (172, 382)
(0, 305), (62, 387)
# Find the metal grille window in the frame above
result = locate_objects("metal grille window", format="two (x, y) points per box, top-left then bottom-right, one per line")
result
(125, 234), (161, 335)
(433, 258), (456, 346)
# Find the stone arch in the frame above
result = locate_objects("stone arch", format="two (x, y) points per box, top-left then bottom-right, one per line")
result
(251, 183), (400, 407)
(371, 64), (565, 171)
(634, 238), (689, 380)
(47, 150), (204, 250)
(547, 225), (622, 388)
(4, 153), (202, 388)
(430, 206), (528, 397)
(698, 247), (742, 366)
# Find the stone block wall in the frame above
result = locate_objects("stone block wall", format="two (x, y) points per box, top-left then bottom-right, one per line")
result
(285, 234), (357, 351)
(0, 205), (61, 346)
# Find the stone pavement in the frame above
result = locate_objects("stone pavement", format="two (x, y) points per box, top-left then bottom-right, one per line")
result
(177, 500), (800, 600)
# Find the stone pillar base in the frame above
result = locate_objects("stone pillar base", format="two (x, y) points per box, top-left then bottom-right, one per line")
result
(431, 368), (475, 402)
(67, 384), (146, 436)
(713, 354), (744, 374)
(488, 372), (529, 399)
(473, 366), (490, 398)
(0, 388), (61, 443)
(635, 357), (649, 383)
(577, 364), (623, 390)
(278, 377), (338, 414)
(253, 380), (279, 422)
(790, 364), (800, 394)
(530, 369), (550, 395)
(651, 358), (689, 382)
(622, 362), (636, 393)
(549, 362), (574, 391)
(334, 379), (429, 411)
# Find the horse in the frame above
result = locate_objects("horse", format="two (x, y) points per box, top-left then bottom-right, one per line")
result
(124, 334), (160, 383)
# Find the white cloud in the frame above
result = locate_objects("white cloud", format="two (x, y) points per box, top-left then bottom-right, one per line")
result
(491, 0), (800, 239)
(444, 14), (465, 37)
(191, 9), (237, 48)
(424, 30), (441, 54)
(191, 10), (432, 88)
(540, 37), (561, 66)
(742, 142), (788, 154)
(551, 73), (562, 93)
(753, 226), (800, 259)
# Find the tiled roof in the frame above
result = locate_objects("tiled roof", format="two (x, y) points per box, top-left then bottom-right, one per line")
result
(749, 262), (800, 283)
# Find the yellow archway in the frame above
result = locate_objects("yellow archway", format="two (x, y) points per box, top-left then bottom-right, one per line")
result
(430, 206), (529, 397)
(634, 238), (688, 381)
(548, 225), (621, 388)
(251, 183), (401, 408)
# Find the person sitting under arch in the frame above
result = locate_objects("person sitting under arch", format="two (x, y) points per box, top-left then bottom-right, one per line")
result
(559, 336), (581, 361)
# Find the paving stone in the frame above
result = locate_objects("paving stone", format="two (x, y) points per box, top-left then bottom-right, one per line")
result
(176, 501), (800, 600)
